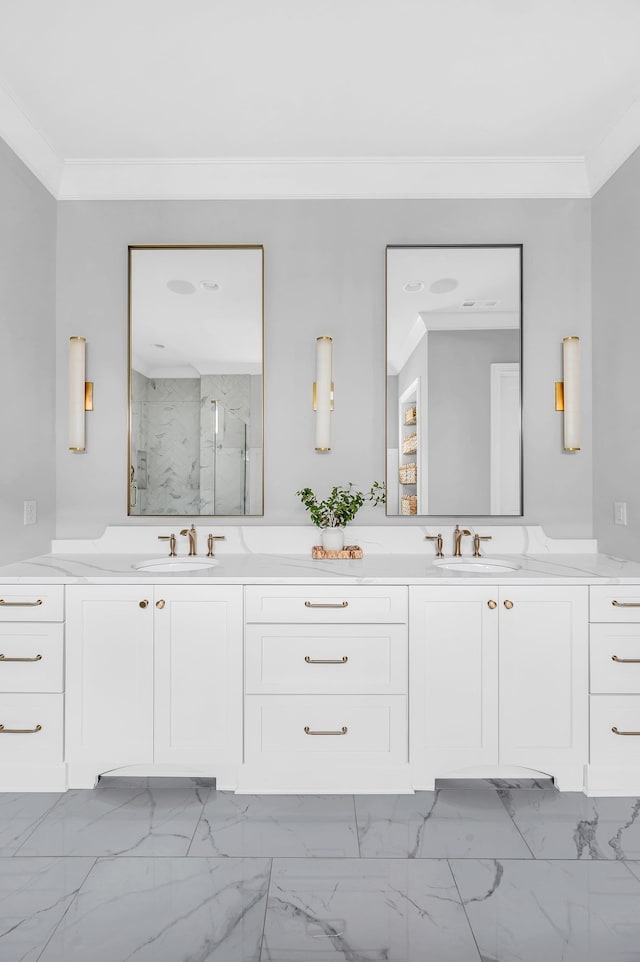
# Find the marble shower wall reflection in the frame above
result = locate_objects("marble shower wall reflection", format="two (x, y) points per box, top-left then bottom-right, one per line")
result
(131, 371), (261, 515)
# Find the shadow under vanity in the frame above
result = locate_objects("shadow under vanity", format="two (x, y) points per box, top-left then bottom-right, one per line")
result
(1, 525), (639, 797)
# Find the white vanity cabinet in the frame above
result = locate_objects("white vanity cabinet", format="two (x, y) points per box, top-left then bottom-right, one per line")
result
(410, 585), (588, 790)
(587, 586), (640, 794)
(0, 585), (66, 791)
(65, 584), (242, 788)
(240, 585), (412, 793)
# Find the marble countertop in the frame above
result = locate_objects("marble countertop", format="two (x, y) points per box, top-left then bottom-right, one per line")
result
(1, 524), (639, 585)
(2, 550), (640, 585)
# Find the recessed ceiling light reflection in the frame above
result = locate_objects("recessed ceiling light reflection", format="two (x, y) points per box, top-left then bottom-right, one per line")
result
(166, 280), (196, 295)
(430, 277), (459, 294)
(403, 281), (424, 293)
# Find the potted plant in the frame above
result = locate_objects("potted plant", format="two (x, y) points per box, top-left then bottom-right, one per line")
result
(296, 481), (386, 550)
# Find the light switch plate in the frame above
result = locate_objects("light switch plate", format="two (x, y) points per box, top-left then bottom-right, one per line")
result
(23, 500), (37, 525)
(614, 501), (628, 525)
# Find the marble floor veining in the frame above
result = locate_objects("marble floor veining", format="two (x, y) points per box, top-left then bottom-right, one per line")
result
(2, 778), (640, 961)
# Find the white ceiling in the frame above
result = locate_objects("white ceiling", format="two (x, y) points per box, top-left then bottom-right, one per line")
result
(2, 0), (640, 198)
(387, 246), (520, 373)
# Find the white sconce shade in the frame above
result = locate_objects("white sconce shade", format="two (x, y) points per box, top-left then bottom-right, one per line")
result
(314, 335), (333, 452)
(559, 335), (580, 452)
(68, 336), (93, 452)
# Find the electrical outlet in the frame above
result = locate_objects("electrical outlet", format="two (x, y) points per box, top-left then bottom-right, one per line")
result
(614, 501), (628, 526)
(23, 500), (37, 525)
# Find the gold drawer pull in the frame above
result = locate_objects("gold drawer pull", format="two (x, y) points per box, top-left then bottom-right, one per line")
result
(612, 600), (640, 608)
(305, 655), (348, 665)
(305, 601), (349, 609)
(0, 599), (43, 607)
(504, 599), (514, 609)
(304, 725), (348, 736)
(0, 724), (42, 734)
(0, 654), (42, 663)
(611, 655), (640, 664)
(487, 600), (497, 609)
(139, 600), (149, 609)
(612, 726), (640, 736)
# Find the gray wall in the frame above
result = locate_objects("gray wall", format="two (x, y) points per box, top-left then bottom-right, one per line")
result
(592, 146), (640, 558)
(55, 198), (592, 538)
(0, 137), (56, 563)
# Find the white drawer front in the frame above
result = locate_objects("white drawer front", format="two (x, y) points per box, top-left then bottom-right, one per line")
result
(590, 587), (640, 623)
(245, 625), (407, 694)
(590, 625), (640, 694)
(0, 624), (63, 693)
(0, 693), (63, 764)
(245, 586), (407, 623)
(590, 695), (640, 766)
(0, 585), (63, 622)
(245, 694), (407, 761)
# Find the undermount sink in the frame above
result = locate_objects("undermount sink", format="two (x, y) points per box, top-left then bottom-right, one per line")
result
(433, 557), (521, 574)
(133, 557), (220, 573)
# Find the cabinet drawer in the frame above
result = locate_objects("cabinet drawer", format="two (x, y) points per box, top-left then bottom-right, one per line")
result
(245, 694), (407, 761)
(590, 625), (640, 693)
(590, 695), (640, 765)
(590, 586), (640, 623)
(0, 585), (63, 622)
(0, 624), (63, 693)
(0, 693), (63, 764)
(245, 586), (407, 623)
(245, 625), (407, 694)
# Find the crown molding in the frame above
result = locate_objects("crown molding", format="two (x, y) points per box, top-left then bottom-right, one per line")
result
(0, 87), (62, 196)
(586, 97), (640, 196)
(56, 155), (591, 200)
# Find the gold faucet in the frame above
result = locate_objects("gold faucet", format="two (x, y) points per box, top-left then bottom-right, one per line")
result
(453, 524), (471, 556)
(207, 533), (226, 557)
(180, 524), (197, 556)
(425, 533), (444, 557)
(158, 533), (177, 556)
(473, 533), (492, 557)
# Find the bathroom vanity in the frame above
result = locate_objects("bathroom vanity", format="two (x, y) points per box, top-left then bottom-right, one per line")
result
(0, 524), (639, 796)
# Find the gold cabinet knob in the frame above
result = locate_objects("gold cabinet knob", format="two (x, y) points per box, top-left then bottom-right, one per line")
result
(156, 599), (165, 609)
(504, 599), (514, 609)
(139, 600), (149, 609)
(487, 600), (497, 609)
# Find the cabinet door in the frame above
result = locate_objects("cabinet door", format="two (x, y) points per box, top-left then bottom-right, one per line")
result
(153, 586), (243, 768)
(65, 586), (154, 768)
(498, 586), (588, 778)
(410, 586), (499, 784)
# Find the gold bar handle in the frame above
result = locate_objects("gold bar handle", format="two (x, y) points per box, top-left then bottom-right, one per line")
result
(304, 726), (348, 735)
(0, 654), (42, 663)
(0, 599), (43, 607)
(611, 655), (640, 664)
(612, 726), (640, 736)
(305, 655), (348, 665)
(612, 600), (640, 608)
(0, 724), (42, 734)
(304, 601), (349, 609)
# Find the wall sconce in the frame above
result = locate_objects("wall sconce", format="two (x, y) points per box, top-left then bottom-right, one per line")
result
(68, 336), (93, 452)
(555, 335), (580, 452)
(313, 335), (333, 452)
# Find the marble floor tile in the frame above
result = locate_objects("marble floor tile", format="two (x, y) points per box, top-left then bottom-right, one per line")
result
(499, 789), (640, 859)
(0, 856), (94, 962)
(436, 777), (555, 790)
(37, 856), (270, 962)
(15, 779), (211, 857)
(355, 790), (533, 858)
(263, 857), (480, 961)
(0, 792), (62, 855)
(189, 794), (359, 858)
(624, 860), (640, 882)
(451, 858), (640, 962)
